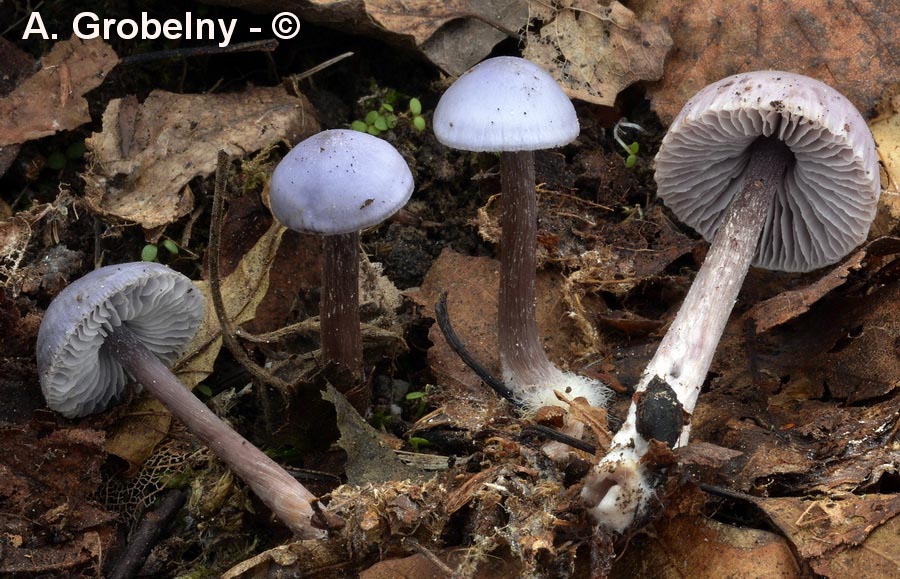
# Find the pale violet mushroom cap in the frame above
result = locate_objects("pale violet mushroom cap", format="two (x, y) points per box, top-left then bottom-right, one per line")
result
(655, 71), (881, 273)
(433, 56), (580, 152)
(36, 262), (205, 418)
(269, 129), (414, 235)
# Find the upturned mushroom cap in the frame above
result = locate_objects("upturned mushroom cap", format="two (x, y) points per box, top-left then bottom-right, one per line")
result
(36, 262), (205, 418)
(269, 129), (414, 235)
(655, 71), (881, 272)
(433, 56), (579, 152)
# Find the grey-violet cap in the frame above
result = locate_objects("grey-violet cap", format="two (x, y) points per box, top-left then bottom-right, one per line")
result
(433, 56), (580, 152)
(655, 71), (881, 272)
(269, 129), (414, 235)
(37, 262), (205, 418)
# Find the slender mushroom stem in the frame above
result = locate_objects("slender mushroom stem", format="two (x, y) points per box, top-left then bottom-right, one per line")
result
(584, 137), (792, 530)
(103, 323), (324, 539)
(498, 151), (554, 387)
(321, 231), (363, 380)
(497, 151), (610, 412)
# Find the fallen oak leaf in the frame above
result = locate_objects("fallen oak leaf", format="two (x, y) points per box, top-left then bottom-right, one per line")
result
(0, 37), (35, 177)
(642, 0), (900, 124)
(746, 248), (867, 334)
(202, 0), (528, 75)
(84, 86), (318, 231)
(0, 36), (117, 147)
(524, 0), (672, 106)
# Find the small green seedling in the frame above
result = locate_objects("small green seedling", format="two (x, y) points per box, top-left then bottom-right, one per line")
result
(141, 244), (159, 262)
(45, 140), (86, 171)
(613, 119), (646, 168)
(405, 390), (428, 420)
(408, 436), (431, 452)
(141, 239), (180, 262)
(351, 91), (426, 136)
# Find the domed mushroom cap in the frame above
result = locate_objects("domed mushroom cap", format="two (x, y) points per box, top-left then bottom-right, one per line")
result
(655, 71), (881, 273)
(36, 262), (205, 418)
(269, 129), (414, 236)
(433, 56), (580, 152)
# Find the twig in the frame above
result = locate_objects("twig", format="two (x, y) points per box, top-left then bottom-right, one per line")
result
(521, 424), (598, 454)
(108, 490), (187, 579)
(120, 39), (279, 66)
(1, 2), (45, 37)
(402, 538), (455, 577)
(235, 319), (319, 344)
(286, 51), (355, 88)
(208, 151), (294, 393)
(434, 292), (521, 407)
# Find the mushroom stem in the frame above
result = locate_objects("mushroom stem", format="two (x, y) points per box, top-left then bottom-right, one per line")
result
(321, 232), (363, 380)
(498, 151), (555, 386)
(584, 137), (792, 531)
(103, 323), (324, 539)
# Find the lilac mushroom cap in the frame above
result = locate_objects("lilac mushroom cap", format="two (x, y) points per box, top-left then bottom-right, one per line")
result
(269, 129), (414, 235)
(433, 56), (580, 152)
(655, 71), (881, 272)
(36, 262), (205, 418)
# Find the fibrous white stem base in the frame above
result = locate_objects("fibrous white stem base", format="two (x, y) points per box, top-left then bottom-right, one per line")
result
(583, 138), (790, 531)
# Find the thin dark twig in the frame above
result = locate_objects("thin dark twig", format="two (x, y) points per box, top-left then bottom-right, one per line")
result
(434, 291), (521, 407)
(402, 538), (455, 577)
(208, 151), (293, 393)
(108, 490), (187, 579)
(697, 482), (760, 502)
(521, 424), (598, 454)
(120, 39), (279, 66)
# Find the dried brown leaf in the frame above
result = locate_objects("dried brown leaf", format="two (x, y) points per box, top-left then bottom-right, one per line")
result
(0, 37), (34, 177)
(747, 248), (867, 333)
(84, 87), (318, 230)
(556, 391), (612, 452)
(410, 248), (598, 395)
(322, 384), (422, 485)
(755, 495), (900, 570)
(203, 0), (528, 75)
(675, 441), (743, 468)
(642, 0), (900, 124)
(613, 515), (800, 578)
(0, 426), (116, 576)
(871, 84), (900, 236)
(0, 36), (118, 147)
(524, 0), (672, 106)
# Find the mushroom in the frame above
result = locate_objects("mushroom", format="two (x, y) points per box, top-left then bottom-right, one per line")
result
(37, 262), (325, 538)
(582, 71), (881, 531)
(269, 129), (414, 386)
(433, 56), (610, 411)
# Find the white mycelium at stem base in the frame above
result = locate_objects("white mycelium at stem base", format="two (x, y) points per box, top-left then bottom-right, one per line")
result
(434, 56), (611, 411)
(582, 71), (881, 532)
(498, 150), (606, 411)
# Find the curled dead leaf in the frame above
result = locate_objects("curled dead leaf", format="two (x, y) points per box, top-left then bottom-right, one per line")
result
(524, 0), (672, 106)
(643, 0), (900, 124)
(0, 36), (118, 147)
(84, 87), (318, 230)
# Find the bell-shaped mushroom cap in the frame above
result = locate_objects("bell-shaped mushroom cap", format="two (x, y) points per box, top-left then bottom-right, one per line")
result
(269, 129), (414, 236)
(655, 71), (881, 273)
(36, 262), (205, 418)
(433, 56), (579, 152)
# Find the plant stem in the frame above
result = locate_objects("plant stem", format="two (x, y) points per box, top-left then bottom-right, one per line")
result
(103, 324), (324, 539)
